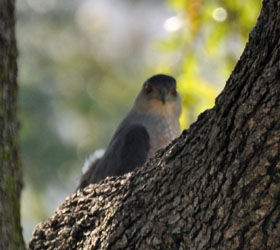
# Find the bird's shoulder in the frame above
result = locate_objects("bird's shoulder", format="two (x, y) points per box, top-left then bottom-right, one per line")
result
(111, 119), (150, 148)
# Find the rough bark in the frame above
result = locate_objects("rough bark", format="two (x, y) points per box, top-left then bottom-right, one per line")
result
(29, 0), (280, 249)
(0, 0), (25, 249)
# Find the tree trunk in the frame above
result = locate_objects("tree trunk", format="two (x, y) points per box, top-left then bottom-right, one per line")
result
(0, 1), (25, 249)
(29, 0), (280, 249)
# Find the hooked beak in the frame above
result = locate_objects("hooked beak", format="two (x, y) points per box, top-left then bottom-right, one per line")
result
(161, 89), (168, 104)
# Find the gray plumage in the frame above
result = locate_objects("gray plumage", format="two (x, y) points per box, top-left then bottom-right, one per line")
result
(78, 74), (182, 188)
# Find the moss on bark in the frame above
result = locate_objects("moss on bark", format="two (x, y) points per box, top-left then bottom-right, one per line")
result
(0, 0), (25, 249)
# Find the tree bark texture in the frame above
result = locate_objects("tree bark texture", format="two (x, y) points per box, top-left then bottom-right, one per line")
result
(30, 0), (280, 249)
(0, 0), (25, 249)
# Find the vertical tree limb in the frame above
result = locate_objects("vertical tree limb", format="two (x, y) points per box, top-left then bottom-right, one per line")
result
(0, 0), (25, 249)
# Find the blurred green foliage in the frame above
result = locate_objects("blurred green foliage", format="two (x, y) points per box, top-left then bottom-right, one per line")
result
(17, 0), (261, 242)
(157, 0), (261, 126)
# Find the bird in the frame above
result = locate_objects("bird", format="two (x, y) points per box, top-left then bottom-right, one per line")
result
(78, 74), (182, 189)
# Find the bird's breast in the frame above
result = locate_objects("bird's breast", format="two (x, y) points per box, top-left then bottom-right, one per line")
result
(147, 116), (181, 156)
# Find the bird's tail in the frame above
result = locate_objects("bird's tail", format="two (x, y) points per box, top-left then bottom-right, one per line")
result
(76, 149), (105, 190)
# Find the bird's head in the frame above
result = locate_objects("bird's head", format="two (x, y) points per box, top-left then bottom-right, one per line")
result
(133, 74), (182, 118)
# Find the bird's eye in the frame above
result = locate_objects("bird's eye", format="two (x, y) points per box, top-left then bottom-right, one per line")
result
(145, 85), (153, 94)
(171, 88), (177, 96)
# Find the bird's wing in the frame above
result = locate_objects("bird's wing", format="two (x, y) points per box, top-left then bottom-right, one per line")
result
(90, 124), (150, 183)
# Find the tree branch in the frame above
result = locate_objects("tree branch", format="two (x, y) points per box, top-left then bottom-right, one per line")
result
(30, 0), (280, 249)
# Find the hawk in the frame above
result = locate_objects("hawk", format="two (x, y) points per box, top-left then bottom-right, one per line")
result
(78, 74), (182, 189)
